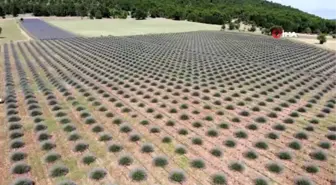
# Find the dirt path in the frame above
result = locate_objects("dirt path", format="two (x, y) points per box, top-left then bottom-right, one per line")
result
(0, 42), (8, 185)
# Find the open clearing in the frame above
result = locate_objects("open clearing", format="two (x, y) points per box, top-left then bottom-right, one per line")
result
(1, 19), (336, 185)
(288, 36), (336, 51)
(46, 18), (221, 36)
(0, 19), (28, 44)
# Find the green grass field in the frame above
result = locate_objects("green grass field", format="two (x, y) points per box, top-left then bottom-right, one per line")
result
(46, 18), (221, 37)
(0, 19), (27, 44)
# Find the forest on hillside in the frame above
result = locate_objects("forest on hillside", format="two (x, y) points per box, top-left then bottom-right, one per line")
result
(0, 0), (335, 34)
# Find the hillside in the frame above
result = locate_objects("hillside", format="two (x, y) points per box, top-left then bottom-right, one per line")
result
(0, 0), (335, 33)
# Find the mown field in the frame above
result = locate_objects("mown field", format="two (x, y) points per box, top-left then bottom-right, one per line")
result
(46, 18), (221, 37)
(0, 19), (336, 185)
(0, 19), (28, 44)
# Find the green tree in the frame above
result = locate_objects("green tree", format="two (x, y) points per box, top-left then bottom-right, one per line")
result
(314, 29), (321, 34)
(229, 22), (235, 30)
(261, 28), (271, 35)
(95, 10), (102, 19)
(133, 8), (147, 20)
(110, 8), (127, 19)
(234, 23), (240, 30)
(249, 25), (256, 32)
(33, 4), (50, 16)
(150, 7), (161, 18)
(100, 6), (110, 18)
(50, 3), (65, 16)
(42, 4), (50, 16)
(89, 9), (95, 19)
(119, 11), (128, 19)
(202, 10), (224, 24)
(221, 24), (226, 30)
(66, 2), (76, 16)
(186, 12), (197, 22)
(317, 34), (327, 44)
(0, 6), (4, 18)
(11, 2), (20, 17)
(110, 8), (118, 18)
(109, 8), (115, 17)
(32, 4), (42, 16)
(304, 27), (312, 34)
(170, 8), (184, 20)
(118, 0), (132, 11)
(77, 4), (87, 18)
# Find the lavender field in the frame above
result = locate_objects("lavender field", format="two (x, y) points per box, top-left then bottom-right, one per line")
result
(0, 19), (335, 185)
(21, 18), (76, 39)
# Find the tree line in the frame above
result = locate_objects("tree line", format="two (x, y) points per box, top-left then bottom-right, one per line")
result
(0, 0), (335, 34)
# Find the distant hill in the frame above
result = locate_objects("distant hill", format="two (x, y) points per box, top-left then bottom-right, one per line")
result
(0, 0), (335, 33)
